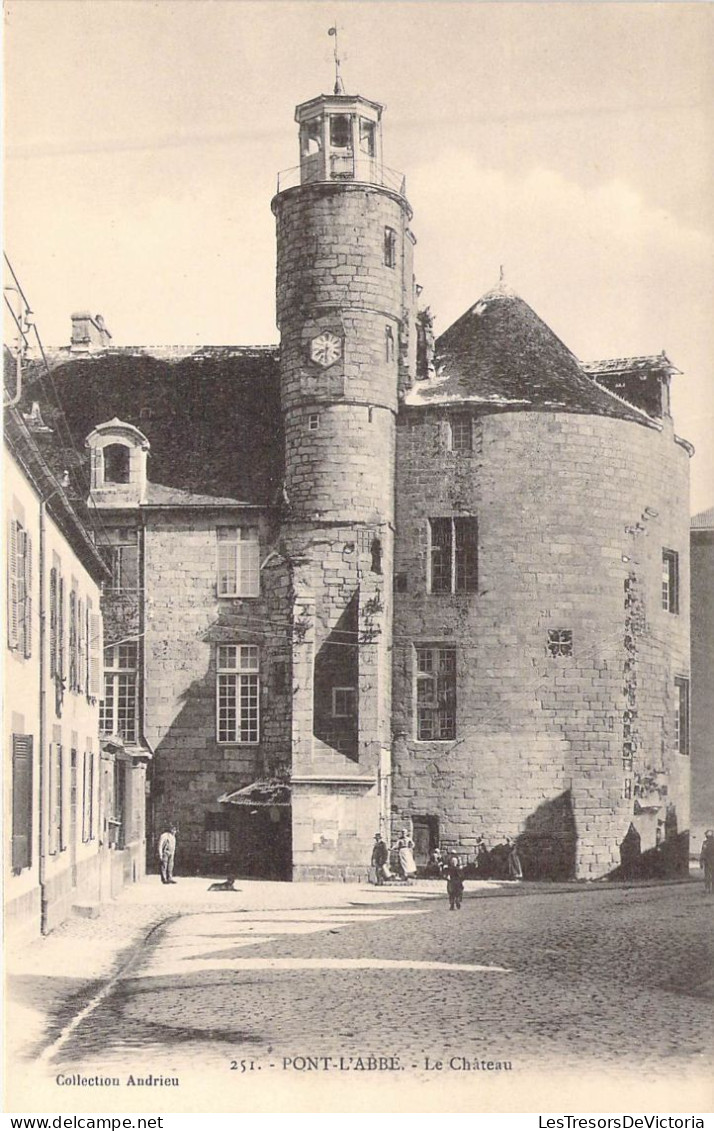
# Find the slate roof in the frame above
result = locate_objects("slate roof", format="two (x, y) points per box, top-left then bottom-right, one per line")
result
(691, 507), (714, 530)
(405, 288), (657, 427)
(21, 346), (283, 506)
(143, 482), (256, 508)
(3, 399), (108, 581)
(583, 354), (680, 377)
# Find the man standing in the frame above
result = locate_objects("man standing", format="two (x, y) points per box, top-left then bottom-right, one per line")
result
(700, 829), (714, 894)
(158, 825), (177, 884)
(371, 833), (389, 885)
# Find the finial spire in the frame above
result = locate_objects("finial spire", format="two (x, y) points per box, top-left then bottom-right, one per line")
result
(328, 23), (345, 93)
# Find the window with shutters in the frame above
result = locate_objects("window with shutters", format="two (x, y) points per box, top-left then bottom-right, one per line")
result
(428, 517), (478, 594)
(49, 743), (64, 854)
(77, 596), (85, 692)
(11, 734), (33, 872)
(217, 645), (259, 744)
(217, 527), (260, 597)
(68, 588), (78, 691)
(82, 750), (95, 842)
(101, 643), (138, 743)
(87, 599), (102, 699)
(49, 566), (59, 677)
(7, 518), (32, 657)
(415, 645), (457, 740)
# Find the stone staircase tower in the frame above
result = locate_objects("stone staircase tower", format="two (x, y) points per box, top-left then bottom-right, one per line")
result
(272, 88), (417, 878)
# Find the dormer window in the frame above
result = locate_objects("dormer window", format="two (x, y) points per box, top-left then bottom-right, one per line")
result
(85, 418), (150, 508)
(104, 444), (131, 484)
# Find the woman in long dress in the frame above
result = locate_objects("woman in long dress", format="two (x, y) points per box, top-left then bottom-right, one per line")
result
(397, 829), (417, 880)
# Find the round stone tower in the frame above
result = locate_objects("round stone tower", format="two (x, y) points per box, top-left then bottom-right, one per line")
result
(272, 89), (417, 879)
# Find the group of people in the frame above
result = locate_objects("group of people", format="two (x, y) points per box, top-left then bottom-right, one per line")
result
(370, 830), (418, 884)
(370, 832), (466, 909)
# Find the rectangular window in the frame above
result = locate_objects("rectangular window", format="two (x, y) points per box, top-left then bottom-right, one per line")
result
(429, 517), (478, 594)
(385, 325), (395, 362)
(662, 549), (679, 614)
(11, 734), (33, 872)
(674, 677), (689, 755)
(450, 414), (472, 452)
(205, 811), (230, 855)
(7, 518), (32, 657)
(332, 686), (357, 718)
(217, 645), (259, 744)
(217, 527), (260, 598)
(308, 413), (320, 431)
(105, 528), (139, 592)
(384, 227), (396, 268)
(415, 646), (456, 740)
(101, 643), (138, 744)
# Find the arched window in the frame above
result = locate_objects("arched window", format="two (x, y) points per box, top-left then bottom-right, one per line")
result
(104, 444), (130, 484)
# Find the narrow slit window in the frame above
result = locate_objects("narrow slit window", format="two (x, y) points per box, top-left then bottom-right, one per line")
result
(384, 227), (396, 268)
(662, 549), (679, 614)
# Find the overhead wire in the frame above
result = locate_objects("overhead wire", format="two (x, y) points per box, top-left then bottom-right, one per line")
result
(4, 253), (114, 551)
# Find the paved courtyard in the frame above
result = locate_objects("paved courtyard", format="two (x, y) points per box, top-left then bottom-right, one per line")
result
(6, 878), (713, 1112)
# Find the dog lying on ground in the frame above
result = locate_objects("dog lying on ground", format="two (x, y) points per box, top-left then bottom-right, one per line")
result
(208, 877), (238, 891)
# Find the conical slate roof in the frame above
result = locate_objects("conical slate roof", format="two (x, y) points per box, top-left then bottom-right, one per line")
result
(406, 288), (654, 426)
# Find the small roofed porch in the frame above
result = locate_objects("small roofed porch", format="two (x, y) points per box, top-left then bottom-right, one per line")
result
(218, 779), (293, 881)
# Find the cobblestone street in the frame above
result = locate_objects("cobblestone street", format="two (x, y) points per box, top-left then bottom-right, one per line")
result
(7, 877), (712, 1112)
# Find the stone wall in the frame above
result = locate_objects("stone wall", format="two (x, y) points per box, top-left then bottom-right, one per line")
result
(690, 525), (714, 848)
(273, 179), (413, 878)
(392, 408), (691, 878)
(143, 510), (292, 871)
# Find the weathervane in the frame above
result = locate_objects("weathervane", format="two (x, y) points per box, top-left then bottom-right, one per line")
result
(328, 22), (345, 94)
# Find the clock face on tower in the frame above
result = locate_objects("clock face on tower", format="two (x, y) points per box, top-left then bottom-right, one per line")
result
(309, 331), (343, 368)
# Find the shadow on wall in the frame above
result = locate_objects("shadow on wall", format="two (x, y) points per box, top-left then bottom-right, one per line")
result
(517, 789), (577, 880)
(606, 808), (689, 881)
(148, 657), (262, 876)
(313, 590), (359, 761)
(462, 791), (577, 881)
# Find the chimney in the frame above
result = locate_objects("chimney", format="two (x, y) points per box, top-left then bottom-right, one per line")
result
(70, 312), (112, 352)
(415, 307), (436, 381)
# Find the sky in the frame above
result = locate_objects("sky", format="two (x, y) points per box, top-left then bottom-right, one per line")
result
(4, 0), (713, 512)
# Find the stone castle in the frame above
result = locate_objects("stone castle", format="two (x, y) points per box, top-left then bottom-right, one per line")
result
(28, 83), (691, 882)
